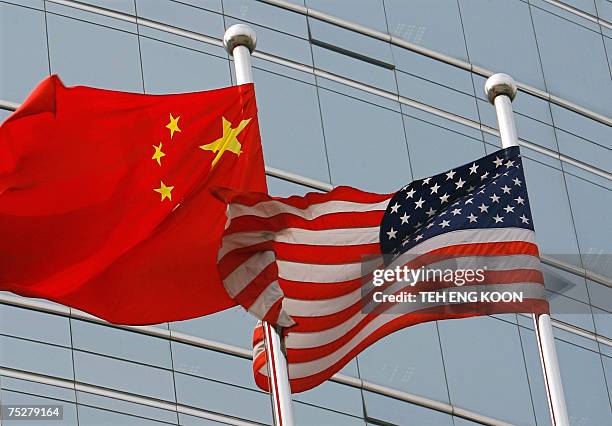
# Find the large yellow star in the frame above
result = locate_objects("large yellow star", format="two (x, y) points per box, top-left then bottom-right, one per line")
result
(166, 113), (181, 139)
(154, 181), (174, 202)
(200, 116), (251, 168)
(152, 142), (166, 166)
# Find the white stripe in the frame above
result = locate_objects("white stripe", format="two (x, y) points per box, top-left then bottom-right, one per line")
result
(219, 232), (274, 260)
(223, 251), (275, 297)
(286, 283), (545, 379)
(247, 281), (294, 327)
(222, 226), (380, 253)
(276, 227), (535, 283)
(229, 198), (390, 220)
(282, 254), (541, 316)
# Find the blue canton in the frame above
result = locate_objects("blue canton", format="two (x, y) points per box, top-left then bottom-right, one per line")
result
(380, 147), (534, 257)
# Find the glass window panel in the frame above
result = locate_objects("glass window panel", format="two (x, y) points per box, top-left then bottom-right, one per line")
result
(553, 324), (599, 351)
(2, 0), (43, 9)
(76, 405), (171, 425)
(171, 342), (256, 390)
(531, 0), (601, 30)
(384, 0), (468, 60)
(515, 114), (559, 153)
(556, 130), (611, 176)
(359, 323), (449, 403)
(459, 0), (546, 89)
(363, 391), (454, 426)
(252, 56), (315, 85)
(592, 307), (612, 339)
(46, 14), (143, 92)
(293, 401), (366, 425)
(71, 319), (172, 369)
(174, 373), (272, 424)
(76, 392), (178, 424)
(551, 103), (612, 150)
(253, 68), (330, 183)
(391, 46), (475, 96)
(521, 158), (582, 267)
(402, 104), (483, 141)
(438, 316), (536, 425)
(548, 291), (596, 333)
(0, 335), (74, 379)
(307, 0), (387, 33)
(309, 16), (393, 65)
(135, 0), (224, 38)
(312, 45), (397, 94)
(317, 89), (411, 192)
(73, 351), (175, 401)
(179, 413), (231, 425)
(403, 114), (485, 180)
(176, 0), (222, 13)
(0, 304), (71, 346)
(541, 263), (590, 303)
(292, 380), (364, 417)
(0, 3), (49, 103)
(267, 176), (318, 197)
(0, 390), (78, 425)
(45, 1), (136, 32)
(170, 306), (257, 349)
(316, 76), (400, 112)
(531, 6), (612, 117)
(0, 376), (76, 402)
(139, 37), (230, 94)
(565, 174), (612, 278)
(223, 0), (308, 38)
(596, 0), (612, 21)
(226, 17), (312, 66)
(564, 0), (598, 14)
(138, 26), (226, 58)
(556, 337), (612, 424)
(396, 71), (479, 121)
(587, 280), (612, 312)
(78, 0), (135, 14)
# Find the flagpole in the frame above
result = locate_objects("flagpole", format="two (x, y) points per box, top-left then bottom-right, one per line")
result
(223, 24), (295, 426)
(485, 73), (570, 426)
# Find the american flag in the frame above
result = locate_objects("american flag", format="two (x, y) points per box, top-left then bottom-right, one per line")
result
(217, 146), (549, 393)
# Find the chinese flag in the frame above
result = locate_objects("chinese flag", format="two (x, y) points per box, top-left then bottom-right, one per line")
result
(0, 75), (267, 324)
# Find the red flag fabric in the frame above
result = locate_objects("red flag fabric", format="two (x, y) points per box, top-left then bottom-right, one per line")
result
(0, 75), (267, 324)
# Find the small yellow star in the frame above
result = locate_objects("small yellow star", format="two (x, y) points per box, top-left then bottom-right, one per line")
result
(152, 142), (166, 166)
(166, 113), (181, 139)
(154, 181), (174, 202)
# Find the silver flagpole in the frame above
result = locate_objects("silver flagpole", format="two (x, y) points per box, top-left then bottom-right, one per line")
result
(223, 24), (295, 426)
(485, 74), (570, 426)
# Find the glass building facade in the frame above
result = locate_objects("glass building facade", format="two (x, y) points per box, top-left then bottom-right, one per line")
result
(1, 0), (611, 425)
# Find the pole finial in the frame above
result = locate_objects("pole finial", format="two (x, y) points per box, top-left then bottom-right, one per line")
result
(224, 24), (257, 55)
(484, 73), (517, 104)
